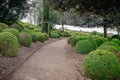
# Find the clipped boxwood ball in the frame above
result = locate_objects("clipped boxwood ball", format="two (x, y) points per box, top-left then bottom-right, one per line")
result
(3, 28), (20, 41)
(20, 32), (32, 47)
(0, 32), (19, 56)
(0, 27), (3, 32)
(111, 39), (120, 46)
(98, 45), (120, 61)
(102, 41), (120, 50)
(35, 32), (46, 42)
(0, 22), (8, 29)
(30, 32), (38, 42)
(83, 49), (120, 80)
(75, 40), (94, 54)
(10, 24), (23, 32)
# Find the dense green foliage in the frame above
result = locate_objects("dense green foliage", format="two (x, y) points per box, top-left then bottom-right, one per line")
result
(0, 0), (28, 25)
(3, 28), (20, 41)
(0, 27), (3, 32)
(10, 24), (23, 32)
(98, 45), (120, 61)
(30, 32), (38, 42)
(0, 22), (8, 29)
(83, 49), (120, 80)
(51, 31), (60, 38)
(20, 32), (32, 47)
(35, 32), (46, 42)
(111, 39), (120, 45)
(75, 40), (94, 54)
(0, 32), (19, 56)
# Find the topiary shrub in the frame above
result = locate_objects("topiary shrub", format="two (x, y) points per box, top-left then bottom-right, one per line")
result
(20, 32), (32, 47)
(0, 27), (3, 32)
(30, 32), (38, 42)
(51, 31), (60, 38)
(98, 45), (120, 61)
(111, 38), (120, 46)
(35, 32), (46, 42)
(43, 33), (49, 40)
(0, 32), (19, 56)
(112, 35), (120, 40)
(83, 49), (120, 80)
(75, 40), (94, 54)
(61, 31), (71, 37)
(88, 39), (98, 49)
(10, 24), (23, 32)
(0, 22), (8, 29)
(102, 41), (120, 50)
(3, 28), (20, 41)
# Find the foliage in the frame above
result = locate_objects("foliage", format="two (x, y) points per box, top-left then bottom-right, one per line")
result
(3, 28), (20, 41)
(112, 35), (120, 40)
(0, 27), (3, 32)
(61, 31), (71, 37)
(0, 22), (8, 29)
(30, 32), (38, 42)
(0, 0), (29, 25)
(111, 39), (120, 46)
(35, 32), (46, 42)
(10, 24), (23, 32)
(0, 32), (19, 56)
(43, 33), (49, 40)
(75, 40), (94, 54)
(20, 32), (32, 47)
(102, 41), (120, 50)
(51, 31), (60, 38)
(98, 45), (120, 61)
(83, 49), (120, 80)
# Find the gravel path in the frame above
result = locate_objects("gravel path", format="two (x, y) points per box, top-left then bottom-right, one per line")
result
(10, 39), (80, 80)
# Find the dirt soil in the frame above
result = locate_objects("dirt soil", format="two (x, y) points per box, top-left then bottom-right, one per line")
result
(9, 39), (90, 80)
(0, 38), (61, 80)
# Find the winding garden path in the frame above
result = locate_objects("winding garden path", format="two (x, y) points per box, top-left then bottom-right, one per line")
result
(10, 39), (80, 80)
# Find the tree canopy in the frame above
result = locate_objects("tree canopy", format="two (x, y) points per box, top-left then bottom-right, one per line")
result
(0, 0), (29, 25)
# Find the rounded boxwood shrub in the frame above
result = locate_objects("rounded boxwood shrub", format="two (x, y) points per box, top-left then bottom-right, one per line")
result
(111, 39), (120, 46)
(75, 40), (94, 54)
(0, 27), (3, 32)
(51, 31), (60, 38)
(10, 24), (23, 32)
(83, 49), (120, 80)
(0, 22), (8, 29)
(98, 45), (120, 61)
(61, 31), (71, 37)
(20, 32), (32, 47)
(88, 39), (98, 49)
(44, 33), (49, 40)
(102, 41), (120, 50)
(30, 32), (38, 42)
(35, 32), (46, 42)
(3, 28), (20, 41)
(0, 32), (19, 56)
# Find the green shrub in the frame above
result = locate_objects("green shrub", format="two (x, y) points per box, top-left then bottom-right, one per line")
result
(0, 27), (3, 32)
(3, 28), (20, 41)
(61, 31), (71, 37)
(0, 32), (19, 56)
(102, 41), (120, 50)
(111, 38), (120, 46)
(30, 32), (38, 42)
(10, 24), (23, 32)
(0, 22), (8, 29)
(98, 45), (120, 61)
(51, 31), (60, 38)
(88, 39), (98, 49)
(83, 49), (120, 80)
(20, 32), (32, 47)
(33, 28), (41, 32)
(35, 32), (46, 42)
(112, 35), (120, 40)
(75, 40), (94, 54)
(43, 33), (49, 40)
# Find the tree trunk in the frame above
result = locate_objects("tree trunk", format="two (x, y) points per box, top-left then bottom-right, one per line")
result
(42, 0), (49, 34)
(103, 26), (107, 37)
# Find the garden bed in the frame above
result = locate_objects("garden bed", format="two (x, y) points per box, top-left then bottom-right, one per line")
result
(0, 38), (64, 80)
